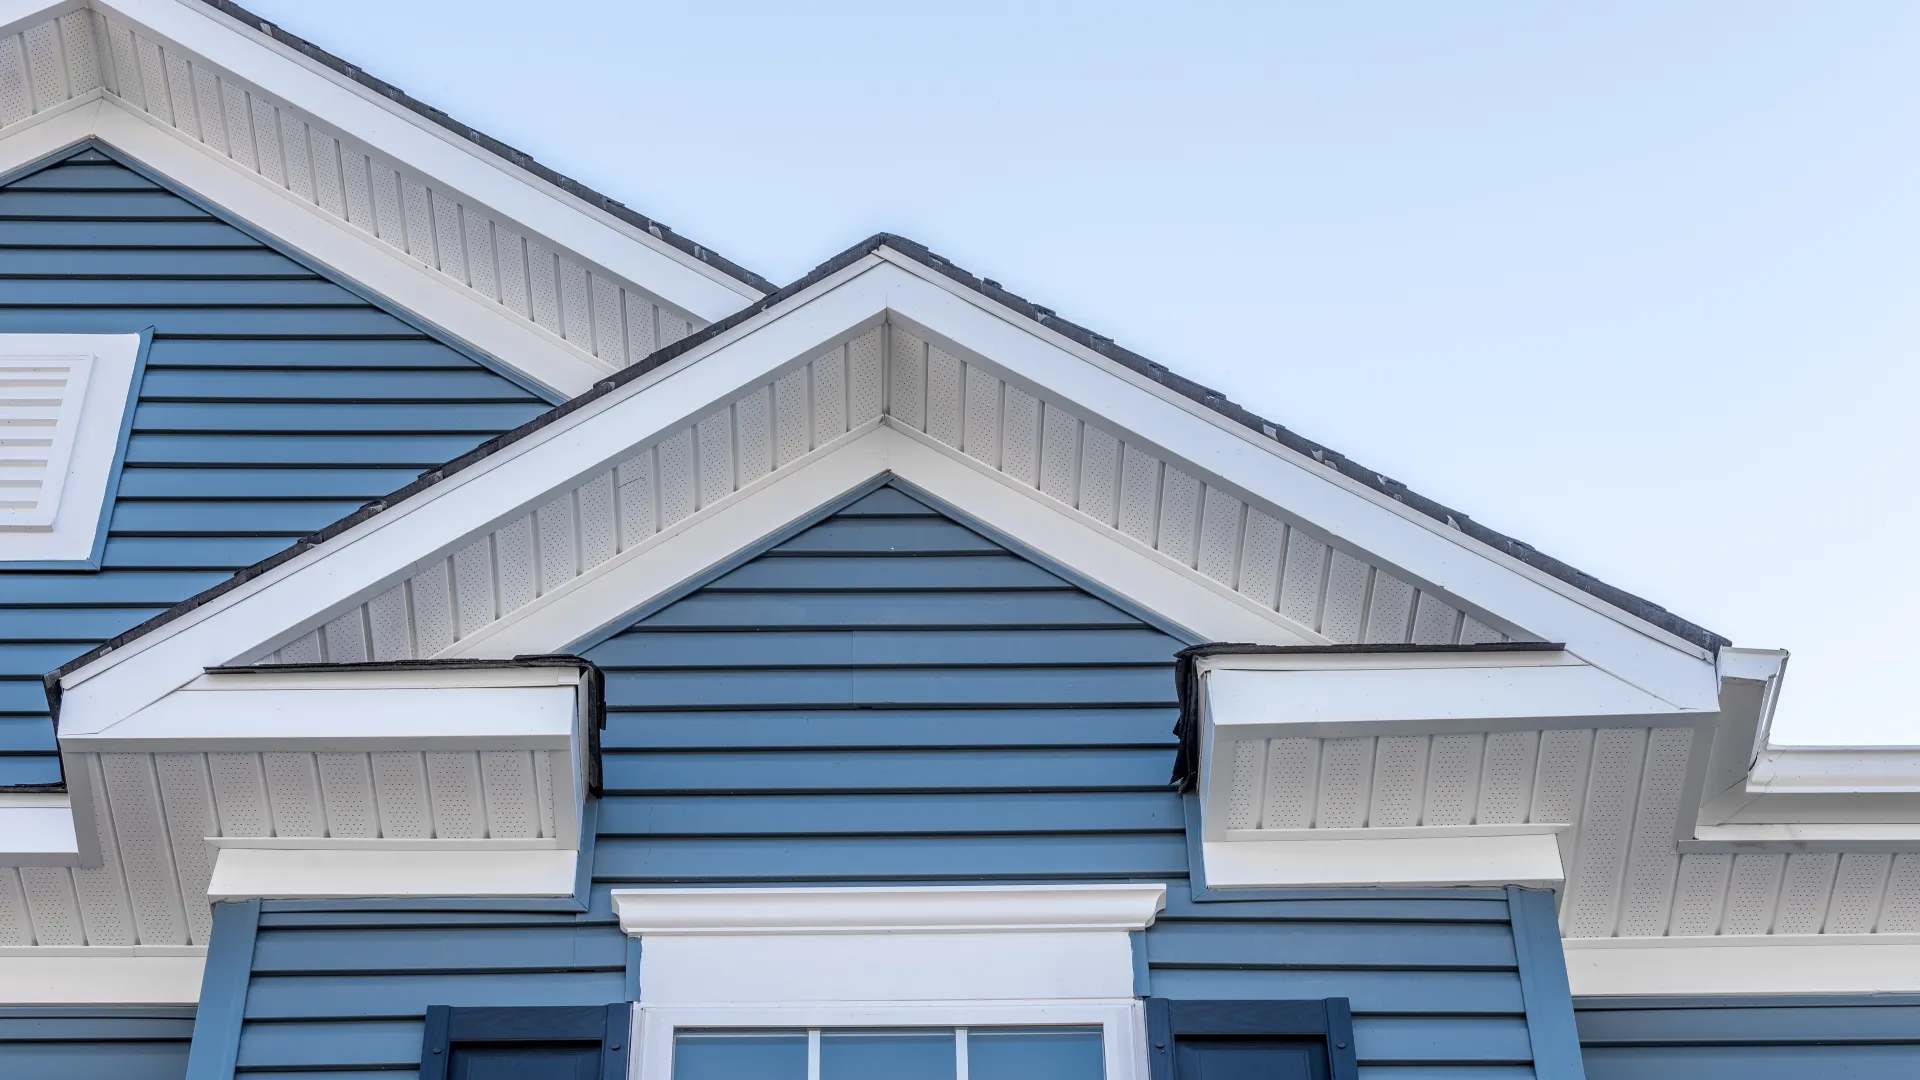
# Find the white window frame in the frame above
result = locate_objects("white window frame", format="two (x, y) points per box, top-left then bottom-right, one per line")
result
(0, 332), (145, 564)
(613, 884), (1165, 1080)
(636, 1000), (1148, 1080)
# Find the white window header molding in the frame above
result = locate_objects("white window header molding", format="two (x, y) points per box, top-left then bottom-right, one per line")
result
(0, 331), (143, 564)
(613, 884), (1168, 936)
(616, 885), (1166, 1007)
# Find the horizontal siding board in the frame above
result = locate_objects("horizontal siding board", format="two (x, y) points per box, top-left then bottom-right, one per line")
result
(601, 748), (1176, 792)
(770, 517), (1005, 554)
(235, 1019), (424, 1069)
(602, 708), (1179, 749)
(243, 971), (626, 1021)
(1150, 967), (1525, 1015)
(130, 402), (546, 433)
(0, 220), (254, 246)
(251, 925), (627, 973)
(0, 279), (361, 305)
(0, 189), (214, 217)
(1583, 1044), (1920, 1080)
(0, 572), (231, 604)
(0, 248), (307, 275)
(1353, 1016), (1534, 1064)
(124, 434), (504, 465)
(1145, 920), (1517, 970)
(0, 309), (419, 335)
(143, 339), (478, 367)
(631, 591), (1144, 629)
(115, 469), (422, 500)
(138, 369), (540, 401)
(596, 792), (1185, 835)
(602, 667), (1176, 708)
(708, 555), (1068, 591)
(1577, 997), (1920, 1079)
(102, 536), (299, 567)
(110, 501), (367, 533)
(0, 1042), (192, 1080)
(593, 833), (1190, 881)
(592, 628), (1179, 667)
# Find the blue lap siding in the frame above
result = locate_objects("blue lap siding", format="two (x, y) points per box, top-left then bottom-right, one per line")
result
(0, 1007), (195, 1080)
(0, 144), (554, 788)
(218, 483), (1549, 1079)
(1578, 995), (1920, 1079)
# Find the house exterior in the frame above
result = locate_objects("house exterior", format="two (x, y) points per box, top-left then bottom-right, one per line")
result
(0, 4), (1916, 1079)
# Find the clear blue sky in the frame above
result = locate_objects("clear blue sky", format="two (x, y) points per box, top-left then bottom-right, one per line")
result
(244, 1), (1920, 745)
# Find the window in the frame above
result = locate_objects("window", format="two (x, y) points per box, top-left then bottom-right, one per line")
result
(420, 1004), (631, 1080)
(1144, 999), (1357, 1080)
(0, 332), (144, 564)
(613, 885), (1166, 1080)
(673, 1027), (1105, 1080)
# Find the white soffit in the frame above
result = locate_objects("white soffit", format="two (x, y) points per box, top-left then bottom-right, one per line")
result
(0, 2), (754, 396)
(615, 885), (1165, 1006)
(0, 332), (141, 562)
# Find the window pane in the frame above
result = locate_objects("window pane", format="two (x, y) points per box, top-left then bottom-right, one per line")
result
(820, 1030), (957, 1080)
(967, 1028), (1105, 1080)
(674, 1032), (809, 1080)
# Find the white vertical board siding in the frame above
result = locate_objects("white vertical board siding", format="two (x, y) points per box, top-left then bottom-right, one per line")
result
(1217, 723), (1920, 944)
(50, 12), (703, 370)
(0, 748), (560, 948)
(879, 327), (1507, 647)
(261, 327), (889, 663)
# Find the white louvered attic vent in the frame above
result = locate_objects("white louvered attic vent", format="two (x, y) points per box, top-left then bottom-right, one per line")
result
(0, 352), (91, 526)
(0, 333), (142, 562)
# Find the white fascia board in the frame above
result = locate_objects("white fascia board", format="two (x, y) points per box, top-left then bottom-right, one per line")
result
(52, 255), (892, 732)
(1750, 747), (1920, 794)
(100, 0), (760, 316)
(206, 844), (577, 899)
(0, 0), (84, 37)
(1682, 823), (1920, 853)
(1565, 934), (1920, 996)
(0, 949), (204, 1004)
(876, 249), (1719, 709)
(63, 683), (575, 751)
(1203, 657), (1703, 742)
(1200, 830), (1565, 890)
(612, 884), (1167, 936)
(459, 425), (1318, 658)
(0, 100), (606, 397)
(0, 793), (81, 865)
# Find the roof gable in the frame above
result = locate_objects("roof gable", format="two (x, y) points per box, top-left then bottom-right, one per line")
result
(47, 236), (1724, 751)
(0, 0), (766, 396)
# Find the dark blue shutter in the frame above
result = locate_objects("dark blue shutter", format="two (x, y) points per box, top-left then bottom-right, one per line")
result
(420, 1004), (631, 1080)
(1146, 999), (1357, 1080)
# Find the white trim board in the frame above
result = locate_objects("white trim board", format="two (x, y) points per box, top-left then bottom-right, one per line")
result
(1200, 830), (1566, 891)
(205, 844), (577, 900)
(613, 884), (1168, 937)
(1565, 934), (1920, 996)
(0, 793), (80, 864)
(0, 949), (204, 1003)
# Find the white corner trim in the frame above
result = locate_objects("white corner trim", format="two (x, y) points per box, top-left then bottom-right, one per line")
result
(0, 794), (81, 865)
(105, 0), (762, 313)
(1201, 831), (1565, 890)
(0, 331), (142, 562)
(0, 949), (205, 1004)
(1564, 934), (1920, 996)
(206, 844), (577, 900)
(613, 884), (1168, 937)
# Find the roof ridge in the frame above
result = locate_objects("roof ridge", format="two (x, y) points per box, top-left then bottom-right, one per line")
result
(190, 0), (778, 296)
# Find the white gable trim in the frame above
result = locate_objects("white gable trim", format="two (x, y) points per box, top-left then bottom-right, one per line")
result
(450, 425), (1319, 659)
(118, 0), (758, 313)
(52, 254), (1719, 746)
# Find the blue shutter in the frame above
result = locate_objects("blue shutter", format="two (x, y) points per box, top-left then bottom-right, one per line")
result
(420, 1004), (631, 1080)
(1146, 999), (1357, 1080)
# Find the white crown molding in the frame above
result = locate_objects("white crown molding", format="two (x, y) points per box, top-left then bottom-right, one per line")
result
(612, 884), (1168, 937)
